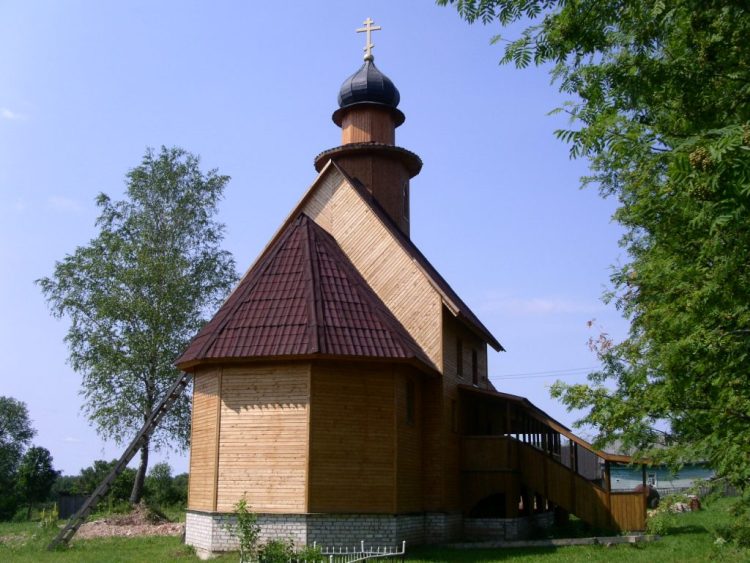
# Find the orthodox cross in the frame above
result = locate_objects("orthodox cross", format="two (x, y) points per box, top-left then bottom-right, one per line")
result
(356, 17), (381, 61)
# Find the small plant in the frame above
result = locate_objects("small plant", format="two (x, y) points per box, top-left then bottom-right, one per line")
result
(227, 495), (260, 563)
(39, 504), (59, 529)
(645, 510), (672, 535)
(258, 537), (295, 562)
(295, 544), (324, 562)
(714, 500), (750, 547)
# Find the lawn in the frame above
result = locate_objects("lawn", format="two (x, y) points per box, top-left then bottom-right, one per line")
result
(0, 497), (747, 562)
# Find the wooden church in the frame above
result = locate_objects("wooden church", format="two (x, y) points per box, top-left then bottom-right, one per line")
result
(178, 20), (646, 557)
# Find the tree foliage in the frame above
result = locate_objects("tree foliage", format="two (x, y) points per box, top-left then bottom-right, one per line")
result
(74, 459), (137, 505)
(38, 146), (238, 502)
(0, 397), (35, 520)
(439, 0), (750, 488)
(16, 446), (59, 518)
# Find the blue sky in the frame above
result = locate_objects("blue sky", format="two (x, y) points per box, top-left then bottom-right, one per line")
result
(0, 1), (628, 476)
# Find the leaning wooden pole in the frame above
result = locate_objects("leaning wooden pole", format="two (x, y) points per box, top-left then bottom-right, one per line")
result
(47, 372), (191, 550)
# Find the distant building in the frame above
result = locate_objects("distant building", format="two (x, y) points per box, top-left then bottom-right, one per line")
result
(611, 463), (714, 494)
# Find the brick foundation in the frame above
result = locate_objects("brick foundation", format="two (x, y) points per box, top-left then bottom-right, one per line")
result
(464, 512), (554, 541)
(186, 510), (552, 557)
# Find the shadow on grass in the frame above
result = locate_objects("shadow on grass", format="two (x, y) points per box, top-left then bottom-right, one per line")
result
(663, 524), (709, 536)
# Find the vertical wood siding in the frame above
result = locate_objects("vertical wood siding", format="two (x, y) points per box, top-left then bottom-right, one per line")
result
(215, 364), (310, 513)
(308, 363), (396, 513)
(188, 369), (220, 511)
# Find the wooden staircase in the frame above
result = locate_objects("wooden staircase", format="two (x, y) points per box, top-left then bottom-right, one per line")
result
(462, 435), (646, 532)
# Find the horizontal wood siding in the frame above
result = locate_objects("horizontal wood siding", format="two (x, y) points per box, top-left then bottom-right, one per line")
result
(215, 364), (310, 513)
(308, 363), (395, 513)
(303, 173), (443, 369)
(396, 366), (423, 512)
(188, 369), (220, 511)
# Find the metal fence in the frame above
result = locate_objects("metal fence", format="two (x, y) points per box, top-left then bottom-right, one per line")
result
(315, 540), (406, 563)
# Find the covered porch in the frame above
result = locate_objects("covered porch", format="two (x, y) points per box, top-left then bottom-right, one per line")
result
(458, 385), (647, 532)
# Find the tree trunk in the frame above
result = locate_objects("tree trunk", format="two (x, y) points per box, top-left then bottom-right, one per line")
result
(27, 502), (32, 520)
(129, 438), (149, 504)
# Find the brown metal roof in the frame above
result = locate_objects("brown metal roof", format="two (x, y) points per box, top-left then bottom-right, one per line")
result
(176, 213), (436, 371)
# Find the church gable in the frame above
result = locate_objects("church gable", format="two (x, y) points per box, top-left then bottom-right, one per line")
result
(301, 165), (446, 369)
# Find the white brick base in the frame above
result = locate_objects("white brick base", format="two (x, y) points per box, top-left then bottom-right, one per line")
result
(185, 511), (461, 557)
(185, 510), (554, 557)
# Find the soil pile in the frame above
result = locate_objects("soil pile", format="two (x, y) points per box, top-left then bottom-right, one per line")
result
(76, 503), (184, 539)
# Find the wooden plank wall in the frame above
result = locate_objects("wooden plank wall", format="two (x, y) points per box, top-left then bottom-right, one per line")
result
(421, 377), (445, 512)
(303, 171), (444, 370)
(514, 441), (645, 531)
(442, 311), (489, 390)
(442, 313), (490, 511)
(308, 363), (396, 513)
(188, 369), (220, 511)
(396, 366), (424, 513)
(461, 436), (513, 471)
(461, 471), (520, 516)
(611, 492), (647, 531)
(215, 364), (310, 513)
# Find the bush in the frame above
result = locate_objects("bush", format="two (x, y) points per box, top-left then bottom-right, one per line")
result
(295, 544), (324, 562)
(259, 538), (295, 562)
(715, 499), (750, 547)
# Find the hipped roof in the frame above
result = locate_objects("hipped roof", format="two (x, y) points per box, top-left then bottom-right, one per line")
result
(176, 213), (436, 372)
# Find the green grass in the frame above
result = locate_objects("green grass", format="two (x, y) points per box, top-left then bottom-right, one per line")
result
(0, 497), (747, 562)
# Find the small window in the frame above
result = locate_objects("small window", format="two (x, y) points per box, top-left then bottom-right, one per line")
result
(406, 379), (415, 425)
(456, 338), (464, 378)
(472, 349), (479, 385)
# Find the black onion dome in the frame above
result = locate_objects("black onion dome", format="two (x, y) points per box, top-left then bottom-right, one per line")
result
(338, 59), (400, 109)
(333, 59), (405, 126)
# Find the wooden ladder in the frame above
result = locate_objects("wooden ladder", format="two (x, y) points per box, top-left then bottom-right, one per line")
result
(47, 372), (191, 550)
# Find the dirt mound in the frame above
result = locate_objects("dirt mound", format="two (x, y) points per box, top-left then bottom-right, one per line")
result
(76, 503), (184, 540)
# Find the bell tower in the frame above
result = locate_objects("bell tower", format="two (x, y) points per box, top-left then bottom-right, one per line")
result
(314, 18), (421, 237)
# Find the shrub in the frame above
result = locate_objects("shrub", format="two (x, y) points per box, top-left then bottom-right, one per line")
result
(715, 499), (750, 547)
(258, 538), (295, 562)
(295, 544), (324, 562)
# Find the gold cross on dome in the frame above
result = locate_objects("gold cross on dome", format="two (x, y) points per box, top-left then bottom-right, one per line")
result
(356, 17), (381, 61)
